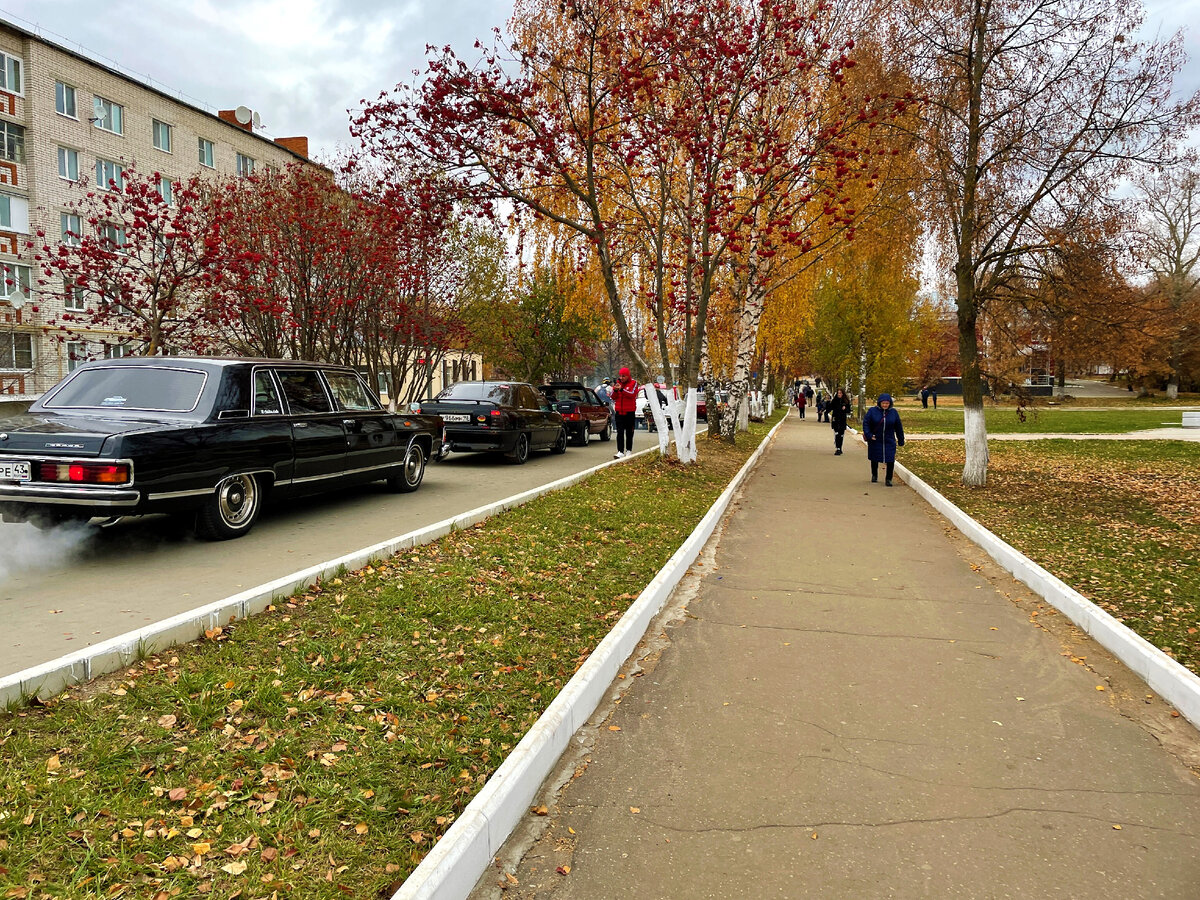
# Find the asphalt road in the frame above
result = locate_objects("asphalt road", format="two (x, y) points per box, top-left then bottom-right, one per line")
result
(1, 437), (622, 679)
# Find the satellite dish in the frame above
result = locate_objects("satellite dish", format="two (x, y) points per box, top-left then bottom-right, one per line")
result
(234, 105), (253, 125)
(252, 111), (261, 129)
(9, 292), (25, 311)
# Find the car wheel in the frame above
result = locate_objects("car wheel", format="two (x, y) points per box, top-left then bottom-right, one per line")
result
(387, 442), (426, 493)
(599, 420), (611, 441)
(575, 423), (590, 445)
(551, 427), (568, 454)
(507, 432), (530, 465)
(195, 473), (262, 540)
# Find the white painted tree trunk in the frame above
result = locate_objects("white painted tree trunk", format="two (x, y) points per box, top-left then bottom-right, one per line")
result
(766, 394), (775, 417)
(677, 388), (699, 463)
(963, 405), (989, 486)
(646, 391), (671, 455)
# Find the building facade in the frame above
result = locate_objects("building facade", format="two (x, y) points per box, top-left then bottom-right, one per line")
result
(0, 18), (314, 397)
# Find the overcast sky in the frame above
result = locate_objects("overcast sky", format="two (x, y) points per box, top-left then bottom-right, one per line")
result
(5, 0), (1200, 162)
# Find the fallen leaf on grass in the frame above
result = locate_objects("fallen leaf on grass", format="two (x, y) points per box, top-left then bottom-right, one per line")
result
(46, 755), (61, 772)
(355, 823), (369, 835)
(168, 788), (187, 802)
(221, 861), (247, 876)
(157, 714), (177, 729)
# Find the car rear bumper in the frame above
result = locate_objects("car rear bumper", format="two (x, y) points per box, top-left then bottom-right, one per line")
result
(0, 483), (141, 508)
(444, 428), (520, 453)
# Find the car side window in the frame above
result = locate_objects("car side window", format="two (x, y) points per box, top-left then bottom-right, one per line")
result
(518, 385), (541, 408)
(253, 370), (284, 416)
(569, 390), (585, 401)
(325, 372), (378, 411)
(276, 369), (333, 415)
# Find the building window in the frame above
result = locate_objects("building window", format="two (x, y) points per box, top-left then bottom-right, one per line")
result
(236, 153), (255, 177)
(63, 283), (87, 312)
(99, 224), (126, 251)
(61, 212), (82, 246)
(55, 81), (77, 118)
(0, 51), (21, 95)
(152, 119), (172, 153)
(0, 332), (33, 370)
(66, 340), (87, 372)
(198, 138), (214, 168)
(58, 146), (80, 180)
(0, 194), (28, 233)
(95, 158), (124, 191)
(92, 96), (124, 135)
(157, 176), (173, 205)
(0, 263), (31, 301)
(0, 121), (24, 163)
(104, 343), (131, 359)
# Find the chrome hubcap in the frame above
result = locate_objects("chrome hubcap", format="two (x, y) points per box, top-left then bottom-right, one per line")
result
(219, 475), (256, 526)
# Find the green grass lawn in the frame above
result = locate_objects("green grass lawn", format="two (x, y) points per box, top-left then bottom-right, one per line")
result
(902, 440), (1200, 673)
(0, 417), (781, 900)
(901, 407), (1195, 434)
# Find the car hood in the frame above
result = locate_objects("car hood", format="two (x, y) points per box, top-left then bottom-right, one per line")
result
(0, 412), (192, 457)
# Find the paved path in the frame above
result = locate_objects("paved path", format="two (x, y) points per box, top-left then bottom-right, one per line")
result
(482, 414), (1200, 899)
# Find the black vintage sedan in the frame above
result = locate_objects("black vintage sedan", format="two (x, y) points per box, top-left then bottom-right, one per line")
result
(418, 381), (567, 463)
(0, 357), (442, 540)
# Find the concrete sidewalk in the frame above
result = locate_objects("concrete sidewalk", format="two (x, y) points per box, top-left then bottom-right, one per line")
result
(479, 414), (1200, 899)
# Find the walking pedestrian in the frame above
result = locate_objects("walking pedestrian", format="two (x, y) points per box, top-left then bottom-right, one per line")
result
(610, 367), (639, 458)
(929, 385), (938, 409)
(796, 389), (807, 419)
(862, 393), (905, 486)
(816, 392), (827, 422)
(828, 388), (852, 455)
(596, 378), (614, 415)
(920, 386), (929, 409)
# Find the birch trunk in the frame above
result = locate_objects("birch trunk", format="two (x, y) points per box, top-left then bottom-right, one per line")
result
(677, 388), (699, 463)
(645, 389), (671, 455)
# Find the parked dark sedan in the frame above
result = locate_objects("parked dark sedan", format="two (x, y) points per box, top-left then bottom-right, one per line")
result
(0, 357), (442, 540)
(418, 381), (566, 464)
(537, 382), (611, 445)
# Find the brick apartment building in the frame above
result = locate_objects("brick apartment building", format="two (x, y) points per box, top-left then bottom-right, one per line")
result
(0, 17), (315, 398)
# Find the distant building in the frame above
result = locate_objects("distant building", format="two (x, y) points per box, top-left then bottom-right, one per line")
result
(0, 17), (316, 397)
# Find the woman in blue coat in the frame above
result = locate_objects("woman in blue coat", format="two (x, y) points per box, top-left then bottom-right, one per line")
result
(862, 393), (905, 486)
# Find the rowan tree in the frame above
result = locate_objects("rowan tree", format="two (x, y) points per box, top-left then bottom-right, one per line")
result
(33, 166), (227, 357)
(899, 0), (1198, 484)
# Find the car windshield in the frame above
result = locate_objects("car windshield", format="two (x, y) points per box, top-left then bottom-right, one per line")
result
(45, 366), (207, 412)
(437, 383), (512, 404)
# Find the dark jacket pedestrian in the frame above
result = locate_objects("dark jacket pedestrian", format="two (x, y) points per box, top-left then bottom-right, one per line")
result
(816, 393), (827, 421)
(610, 367), (639, 458)
(828, 389), (852, 454)
(862, 393), (904, 485)
(920, 386), (929, 408)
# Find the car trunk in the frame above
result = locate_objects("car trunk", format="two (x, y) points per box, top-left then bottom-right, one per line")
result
(0, 413), (188, 457)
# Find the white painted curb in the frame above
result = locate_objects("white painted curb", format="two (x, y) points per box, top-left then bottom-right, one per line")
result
(391, 415), (789, 900)
(0, 448), (654, 710)
(896, 462), (1200, 732)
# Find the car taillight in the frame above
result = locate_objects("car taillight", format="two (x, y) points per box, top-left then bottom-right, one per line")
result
(565, 412), (580, 420)
(38, 462), (131, 485)
(489, 410), (502, 416)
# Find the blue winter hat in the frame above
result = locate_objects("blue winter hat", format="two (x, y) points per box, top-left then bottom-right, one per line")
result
(877, 393), (893, 405)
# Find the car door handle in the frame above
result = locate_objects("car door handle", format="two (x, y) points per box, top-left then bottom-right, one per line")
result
(294, 422), (308, 429)
(342, 419), (357, 428)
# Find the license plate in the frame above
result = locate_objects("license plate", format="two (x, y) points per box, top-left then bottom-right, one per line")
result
(0, 460), (31, 482)
(442, 414), (470, 423)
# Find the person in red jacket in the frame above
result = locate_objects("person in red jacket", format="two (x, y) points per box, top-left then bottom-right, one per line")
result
(610, 366), (640, 458)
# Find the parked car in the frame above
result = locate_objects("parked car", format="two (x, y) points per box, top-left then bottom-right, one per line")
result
(418, 381), (567, 464)
(0, 357), (443, 540)
(537, 382), (611, 445)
